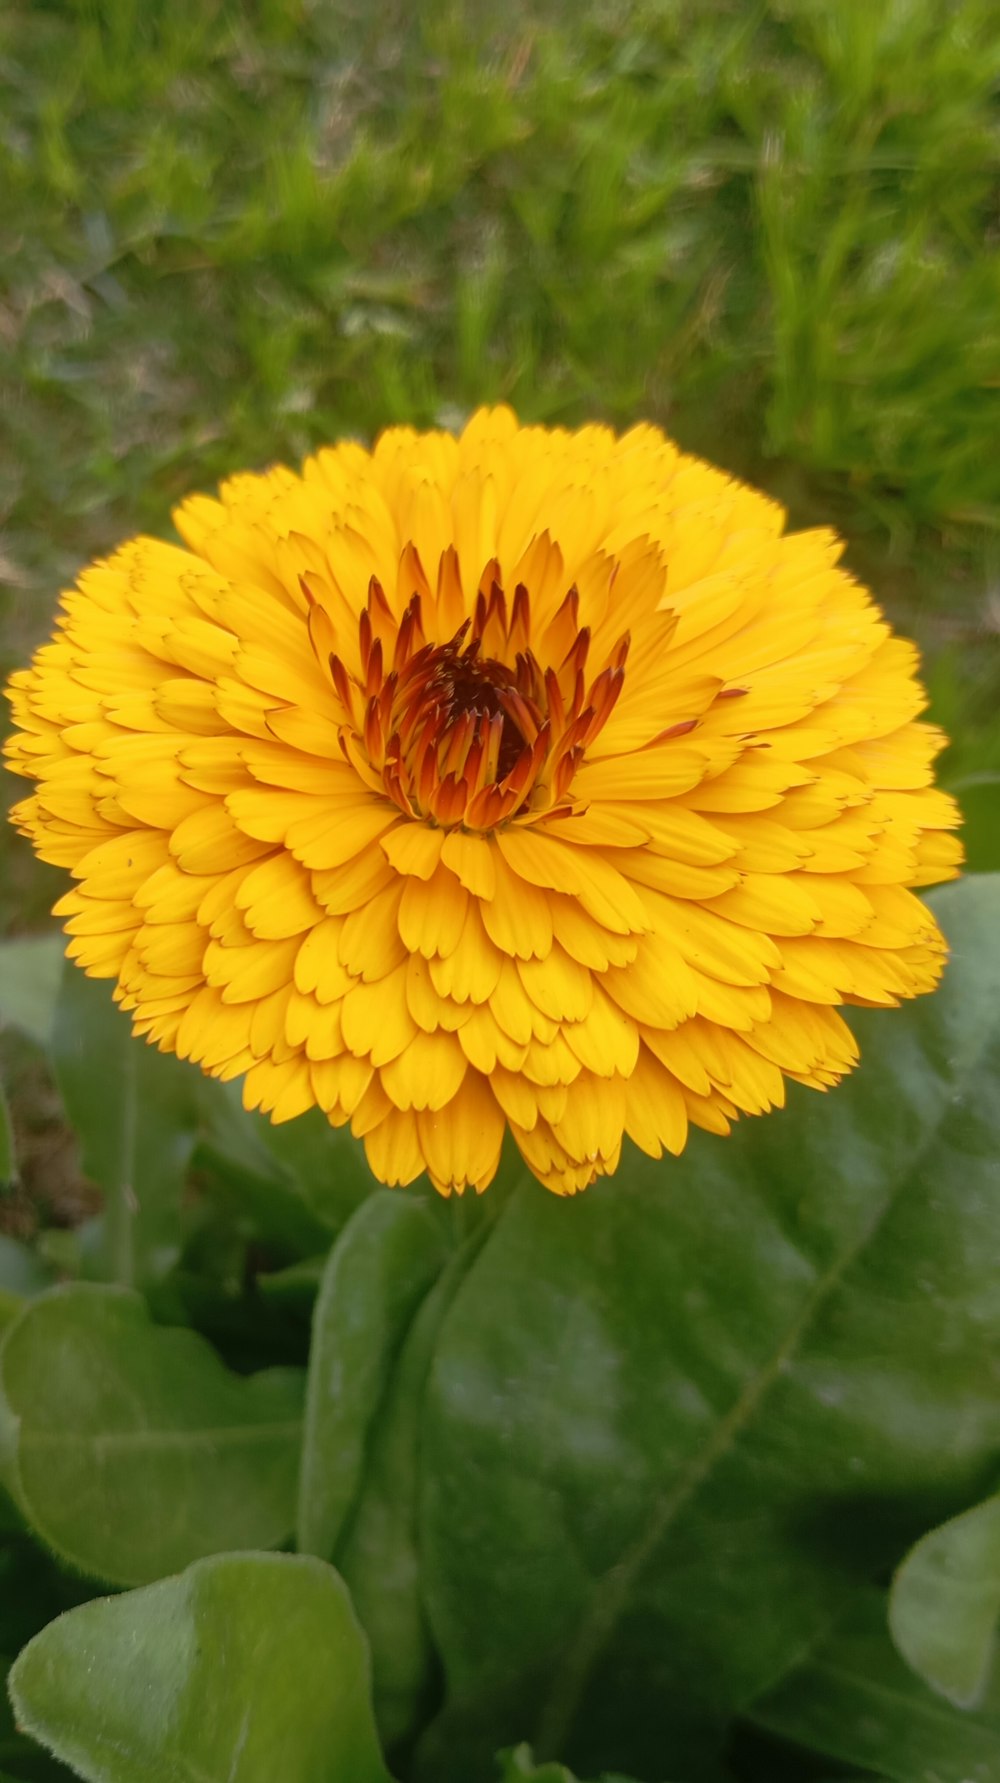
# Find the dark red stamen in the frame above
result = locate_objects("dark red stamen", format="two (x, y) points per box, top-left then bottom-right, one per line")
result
(320, 575), (630, 830)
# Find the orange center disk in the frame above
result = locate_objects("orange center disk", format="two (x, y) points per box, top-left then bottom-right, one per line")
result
(322, 573), (630, 831)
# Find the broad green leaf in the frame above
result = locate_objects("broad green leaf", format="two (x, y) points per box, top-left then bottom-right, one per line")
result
(889, 1492), (1000, 1708)
(297, 1191), (447, 1561)
(51, 967), (202, 1285)
(340, 1230), (494, 1750)
(0, 938), (63, 1048)
(0, 1284), (304, 1585)
(9, 1551), (393, 1783)
(416, 876), (1000, 1782)
(747, 1588), (1000, 1781)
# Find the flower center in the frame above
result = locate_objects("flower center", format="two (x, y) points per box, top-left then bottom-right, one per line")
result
(314, 568), (630, 831)
(431, 647), (527, 780)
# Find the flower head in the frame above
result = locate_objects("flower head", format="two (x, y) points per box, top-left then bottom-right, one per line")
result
(5, 409), (962, 1194)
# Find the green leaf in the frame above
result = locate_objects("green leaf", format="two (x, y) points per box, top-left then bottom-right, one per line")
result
(746, 1588), (1000, 1782)
(340, 1229), (493, 1750)
(8, 1551), (394, 1783)
(297, 1190), (447, 1561)
(51, 967), (202, 1286)
(0, 1284), (304, 1585)
(889, 1491), (1000, 1708)
(0, 939), (63, 1048)
(415, 876), (1000, 1782)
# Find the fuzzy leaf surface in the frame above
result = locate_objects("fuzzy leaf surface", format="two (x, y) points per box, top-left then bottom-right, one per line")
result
(8, 1552), (392, 1783)
(0, 1286), (303, 1585)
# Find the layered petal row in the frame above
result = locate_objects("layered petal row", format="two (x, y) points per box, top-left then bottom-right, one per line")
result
(5, 408), (962, 1194)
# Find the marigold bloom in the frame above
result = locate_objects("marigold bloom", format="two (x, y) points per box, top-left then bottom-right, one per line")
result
(5, 409), (962, 1194)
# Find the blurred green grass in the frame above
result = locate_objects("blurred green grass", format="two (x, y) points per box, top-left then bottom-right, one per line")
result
(2, 0), (999, 934)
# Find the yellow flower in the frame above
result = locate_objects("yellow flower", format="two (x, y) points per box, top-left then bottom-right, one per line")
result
(5, 409), (962, 1195)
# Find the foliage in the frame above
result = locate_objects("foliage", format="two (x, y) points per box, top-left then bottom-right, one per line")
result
(9, 1553), (392, 1783)
(0, 878), (996, 1780)
(0, 1286), (304, 1585)
(747, 1587), (1000, 1781)
(414, 872), (1000, 1781)
(889, 1491), (1000, 1711)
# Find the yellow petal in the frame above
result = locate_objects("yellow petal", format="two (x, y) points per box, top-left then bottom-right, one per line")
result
(171, 805), (271, 874)
(75, 830), (171, 899)
(563, 982), (640, 1076)
(440, 830), (497, 898)
(456, 1004), (528, 1074)
(427, 903), (503, 1003)
(516, 945), (593, 1022)
(295, 918), (352, 1004)
(481, 850), (553, 961)
(416, 1073), (505, 1193)
(235, 852), (323, 939)
(405, 954), (470, 1033)
(341, 964), (416, 1065)
(363, 1108), (427, 1189)
(379, 1029), (468, 1111)
(552, 1072), (626, 1164)
(338, 883), (407, 982)
(489, 957), (557, 1046)
(205, 936), (299, 1005)
(602, 931), (698, 1029)
(380, 823), (445, 880)
(398, 866), (468, 960)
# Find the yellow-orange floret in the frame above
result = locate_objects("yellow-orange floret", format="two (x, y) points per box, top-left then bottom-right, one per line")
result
(4, 408), (962, 1195)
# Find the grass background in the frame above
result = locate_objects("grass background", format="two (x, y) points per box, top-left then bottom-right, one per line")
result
(2, 0), (999, 939)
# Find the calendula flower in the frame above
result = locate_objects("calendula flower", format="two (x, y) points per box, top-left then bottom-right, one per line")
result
(5, 409), (962, 1195)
